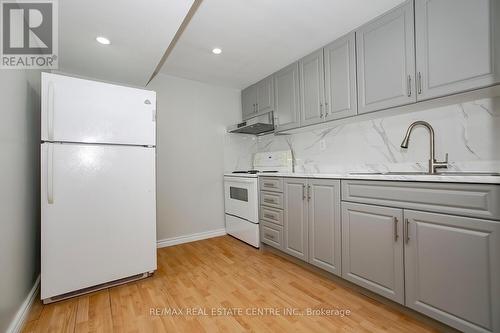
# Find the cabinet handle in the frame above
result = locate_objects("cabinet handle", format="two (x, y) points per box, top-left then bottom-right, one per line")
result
(265, 233), (275, 240)
(264, 182), (275, 187)
(302, 184), (306, 200)
(320, 103), (324, 118)
(417, 72), (422, 95)
(264, 213), (275, 219)
(393, 217), (398, 241)
(307, 184), (311, 201)
(256, 103), (259, 111)
(325, 102), (329, 117)
(405, 218), (410, 243)
(407, 75), (412, 97)
(264, 198), (275, 204)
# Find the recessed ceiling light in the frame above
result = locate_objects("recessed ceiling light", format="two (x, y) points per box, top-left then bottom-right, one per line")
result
(212, 48), (222, 55)
(96, 36), (111, 45)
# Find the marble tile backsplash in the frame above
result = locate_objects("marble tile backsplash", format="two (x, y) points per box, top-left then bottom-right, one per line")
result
(224, 97), (500, 173)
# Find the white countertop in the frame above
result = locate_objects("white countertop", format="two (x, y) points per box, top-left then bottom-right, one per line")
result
(254, 172), (500, 184)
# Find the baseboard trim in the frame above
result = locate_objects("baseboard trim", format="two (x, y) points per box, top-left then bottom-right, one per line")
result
(6, 274), (40, 333)
(157, 228), (226, 248)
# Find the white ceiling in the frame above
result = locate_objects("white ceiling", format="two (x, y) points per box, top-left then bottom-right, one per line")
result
(161, 0), (406, 89)
(58, 0), (195, 87)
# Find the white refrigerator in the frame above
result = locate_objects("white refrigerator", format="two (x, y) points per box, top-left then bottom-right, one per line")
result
(40, 73), (157, 303)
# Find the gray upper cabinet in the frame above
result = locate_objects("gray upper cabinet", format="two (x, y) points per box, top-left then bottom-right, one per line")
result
(283, 178), (308, 261)
(274, 62), (301, 132)
(257, 75), (274, 113)
(308, 179), (341, 276)
(405, 210), (500, 333)
(342, 202), (405, 304)
(415, 0), (499, 101)
(324, 32), (357, 120)
(299, 49), (326, 127)
(356, 0), (416, 114)
(241, 0), (500, 131)
(241, 85), (257, 120)
(241, 77), (275, 120)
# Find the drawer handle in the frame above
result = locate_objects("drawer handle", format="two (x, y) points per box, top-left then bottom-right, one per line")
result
(265, 233), (275, 240)
(264, 198), (276, 204)
(264, 213), (275, 219)
(264, 182), (275, 187)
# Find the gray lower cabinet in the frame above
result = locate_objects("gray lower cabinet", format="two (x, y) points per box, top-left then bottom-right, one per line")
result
(308, 179), (341, 276)
(341, 202), (405, 304)
(299, 49), (325, 127)
(283, 178), (308, 260)
(404, 210), (500, 333)
(274, 62), (301, 132)
(324, 32), (357, 120)
(261, 221), (283, 249)
(356, 0), (416, 114)
(415, 0), (498, 101)
(283, 178), (342, 270)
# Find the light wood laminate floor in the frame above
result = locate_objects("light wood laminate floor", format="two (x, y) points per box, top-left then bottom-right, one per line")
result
(22, 236), (443, 332)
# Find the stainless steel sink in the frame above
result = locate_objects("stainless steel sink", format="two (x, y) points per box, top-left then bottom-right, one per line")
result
(349, 171), (500, 176)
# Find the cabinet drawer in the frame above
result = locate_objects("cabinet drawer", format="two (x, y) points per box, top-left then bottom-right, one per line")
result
(261, 222), (283, 249)
(342, 180), (500, 220)
(260, 191), (284, 209)
(260, 177), (283, 192)
(260, 206), (283, 225)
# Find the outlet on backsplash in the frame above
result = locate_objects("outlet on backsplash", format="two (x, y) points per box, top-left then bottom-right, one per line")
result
(319, 139), (326, 151)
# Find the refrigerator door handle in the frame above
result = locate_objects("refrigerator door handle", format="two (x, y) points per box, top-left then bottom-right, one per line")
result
(47, 82), (55, 141)
(47, 144), (54, 204)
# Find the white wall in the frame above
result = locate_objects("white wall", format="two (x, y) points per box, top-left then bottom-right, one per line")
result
(148, 74), (241, 241)
(225, 97), (500, 173)
(0, 70), (41, 332)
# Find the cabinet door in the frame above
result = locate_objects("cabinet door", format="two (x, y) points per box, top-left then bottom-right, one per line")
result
(324, 33), (357, 120)
(342, 202), (404, 304)
(415, 0), (498, 101)
(299, 49), (325, 127)
(241, 85), (257, 120)
(405, 210), (500, 333)
(274, 62), (301, 132)
(256, 76), (274, 114)
(308, 179), (341, 276)
(41, 73), (156, 146)
(356, 0), (416, 114)
(283, 178), (308, 261)
(41, 143), (156, 299)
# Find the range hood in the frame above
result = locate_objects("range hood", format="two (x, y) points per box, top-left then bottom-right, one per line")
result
(227, 112), (275, 135)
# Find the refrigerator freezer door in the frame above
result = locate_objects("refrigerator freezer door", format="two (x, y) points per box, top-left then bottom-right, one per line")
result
(41, 73), (156, 146)
(41, 143), (156, 299)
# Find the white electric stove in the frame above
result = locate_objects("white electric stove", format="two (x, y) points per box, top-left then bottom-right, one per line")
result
(224, 150), (292, 247)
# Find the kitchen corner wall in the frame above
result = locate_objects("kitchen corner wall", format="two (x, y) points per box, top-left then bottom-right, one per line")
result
(148, 74), (241, 242)
(225, 97), (500, 173)
(0, 70), (41, 332)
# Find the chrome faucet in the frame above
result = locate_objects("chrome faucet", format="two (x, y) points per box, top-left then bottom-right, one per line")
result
(400, 121), (448, 174)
